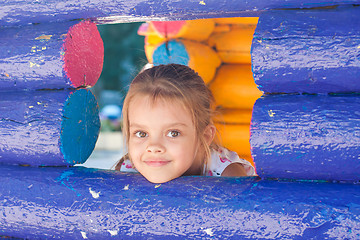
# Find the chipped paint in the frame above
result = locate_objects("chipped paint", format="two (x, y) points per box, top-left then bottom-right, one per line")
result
(203, 228), (214, 236)
(268, 110), (275, 117)
(123, 184), (129, 190)
(107, 230), (118, 236)
(154, 184), (161, 188)
(199, 0), (206, 5)
(35, 34), (52, 40)
(89, 188), (100, 199)
(80, 231), (87, 239)
(29, 61), (40, 68)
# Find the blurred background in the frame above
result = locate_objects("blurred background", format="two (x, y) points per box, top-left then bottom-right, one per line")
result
(78, 18), (260, 169)
(77, 22), (147, 169)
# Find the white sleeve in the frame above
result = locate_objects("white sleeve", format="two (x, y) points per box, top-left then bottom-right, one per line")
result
(207, 147), (256, 177)
(119, 158), (139, 173)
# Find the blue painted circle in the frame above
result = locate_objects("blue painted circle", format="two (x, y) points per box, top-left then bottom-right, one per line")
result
(60, 89), (100, 164)
(152, 40), (190, 66)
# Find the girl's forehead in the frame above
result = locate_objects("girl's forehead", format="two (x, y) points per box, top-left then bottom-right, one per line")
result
(128, 94), (195, 122)
(130, 94), (187, 110)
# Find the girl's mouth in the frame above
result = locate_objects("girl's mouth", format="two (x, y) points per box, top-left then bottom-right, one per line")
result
(144, 159), (171, 167)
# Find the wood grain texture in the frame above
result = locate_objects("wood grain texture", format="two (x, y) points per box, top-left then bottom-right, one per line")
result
(251, 94), (360, 181)
(0, 21), (103, 91)
(1, 165), (360, 239)
(252, 7), (360, 93)
(0, 89), (100, 166)
(1, 0), (359, 26)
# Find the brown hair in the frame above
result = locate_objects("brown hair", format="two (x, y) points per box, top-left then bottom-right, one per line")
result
(117, 64), (218, 173)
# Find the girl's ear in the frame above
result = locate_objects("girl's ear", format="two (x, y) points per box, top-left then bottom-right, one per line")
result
(203, 124), (216, 145)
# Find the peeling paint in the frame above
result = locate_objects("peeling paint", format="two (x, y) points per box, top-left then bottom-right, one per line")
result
(89, 188), (100, 199)
(80, 231), (87, 239)
(107, 230), (118, 236)
(203, 228), (214, 236)
(35, 35), (52, 40)
(268, 110), (275, 117)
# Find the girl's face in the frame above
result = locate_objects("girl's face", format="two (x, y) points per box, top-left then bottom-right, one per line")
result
(127, 95), (203, 183)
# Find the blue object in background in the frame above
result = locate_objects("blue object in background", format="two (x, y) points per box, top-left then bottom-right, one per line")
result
(100, 104), (122, 120)
(152, 40), (190, 66)
(0, 89), (100, 166)
(251, 94), (360, 181)
(252, 7), (360, 94)
(1, 165), (360, 239)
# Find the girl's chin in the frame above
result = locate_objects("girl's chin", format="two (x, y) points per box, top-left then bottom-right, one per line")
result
(142, 172), (179, 184)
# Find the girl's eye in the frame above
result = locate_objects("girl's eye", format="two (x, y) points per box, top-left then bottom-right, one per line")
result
(135, 131), (148, 138)
(167, 130), (180, 138)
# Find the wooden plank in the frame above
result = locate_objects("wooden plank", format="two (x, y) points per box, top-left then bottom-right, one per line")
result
(0, 20), (103, 91)
(1, 0), (359, 26)
(0, 89), (100, 166)
(251, 94), (360, 181)
(1, 165), (360, 239)
(252, 7), (360, 93)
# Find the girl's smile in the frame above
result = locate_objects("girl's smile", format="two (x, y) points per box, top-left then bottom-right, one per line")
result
(143, 159), (171, 167)
(128, 94), (204, 183)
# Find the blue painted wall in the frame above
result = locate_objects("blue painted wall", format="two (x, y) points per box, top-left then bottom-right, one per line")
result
(1, 2), (360, 239)
(1, 165), (360, 239)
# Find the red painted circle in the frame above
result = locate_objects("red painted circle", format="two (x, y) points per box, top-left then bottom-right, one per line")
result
(151, 21), (186, 38)
(63, 21), (104, 88)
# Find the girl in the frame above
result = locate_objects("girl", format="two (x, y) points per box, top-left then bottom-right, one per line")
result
(114, 64), (255, 183)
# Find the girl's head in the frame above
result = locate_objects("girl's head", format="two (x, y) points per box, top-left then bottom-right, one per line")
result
(122, 64), (217, 183)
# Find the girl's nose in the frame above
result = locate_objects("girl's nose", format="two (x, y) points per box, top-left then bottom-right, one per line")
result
(146, 141), (165, 153)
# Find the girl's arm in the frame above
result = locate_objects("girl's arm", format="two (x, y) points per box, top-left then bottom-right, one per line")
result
(221, 163), (248, 177)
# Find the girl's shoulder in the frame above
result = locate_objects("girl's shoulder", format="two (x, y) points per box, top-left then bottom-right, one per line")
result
(206, 147), (256, 177)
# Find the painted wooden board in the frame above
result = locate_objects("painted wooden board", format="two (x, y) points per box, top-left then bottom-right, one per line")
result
(0, 20), (103, 91)
(0, 89), (100, 166)
(2, 0), (360, 26)
(250, 94), (360, 181)
(252, 7), (360, 94)
(1, 166), (360, 239)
